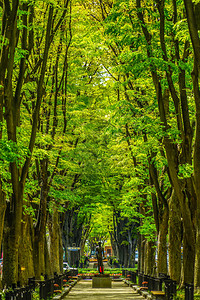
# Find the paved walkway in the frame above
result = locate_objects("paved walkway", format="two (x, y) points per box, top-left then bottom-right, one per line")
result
(64, 279), (144, 300)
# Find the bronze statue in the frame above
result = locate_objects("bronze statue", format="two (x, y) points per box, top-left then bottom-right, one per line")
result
(96, 241), (104, 274)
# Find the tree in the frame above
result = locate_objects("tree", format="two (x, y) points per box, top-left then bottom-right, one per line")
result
(0, 0), (71, 285)
(183, 0), (200, 288)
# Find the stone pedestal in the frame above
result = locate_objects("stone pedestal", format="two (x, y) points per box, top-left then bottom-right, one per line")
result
(92, 275), (112, 288)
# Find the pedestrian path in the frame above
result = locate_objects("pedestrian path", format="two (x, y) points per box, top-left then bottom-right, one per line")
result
(64, 279), (144, 300)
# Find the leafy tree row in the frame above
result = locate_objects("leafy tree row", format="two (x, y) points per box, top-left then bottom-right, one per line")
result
(97, 0), (200, 289)
(0, 0), (137, 287)
(2, 0), (200, 291)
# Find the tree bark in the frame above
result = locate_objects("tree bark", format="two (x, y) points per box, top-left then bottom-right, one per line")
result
(47, 207), (63, 274)
(109, 231), (118, 257)
(33, 159), (49, 279)
(0, 187), (6, 257)
(144, 240), (155, 276)
(140, 235), (145, 273)
(191, 61), (200, 287)
(183, 0), (200, 286)
(168, 190), (182, 283)
(157, 209), (168, 275)
(18, 214), (35, 285)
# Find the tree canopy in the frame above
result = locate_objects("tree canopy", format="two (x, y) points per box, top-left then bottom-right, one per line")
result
(1, 0), (200, 290)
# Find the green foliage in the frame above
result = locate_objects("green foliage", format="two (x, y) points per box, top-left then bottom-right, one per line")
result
(139, 215), (157, 241)
(0, 0), (198, 280)
(178, 163), (193, 179)
(0, 139), (28, 166)
(89, 204), (113, 242)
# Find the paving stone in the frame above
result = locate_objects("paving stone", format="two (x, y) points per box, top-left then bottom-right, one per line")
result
(64, 279), (144, 300)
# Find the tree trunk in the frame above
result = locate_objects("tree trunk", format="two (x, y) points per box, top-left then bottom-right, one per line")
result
(168, 190), (182, 283)
(128, 236), (137, 268)
(137, 234), (141, 272)
(1, 0), (22, 287)
(111, 214), (119, 258)
(157, 209), (168, 275)
(191, 58), (200, 288)
(140, 235), (145, 273)
(195, 227), (200, 290)
(0, 189), (6, 254)
(3, 198), (23, 286)
(47, 208), (62, 274)
(123, 245), (129, 268)
(33, 234), (45, 279)
(18, 214), (35, 285)
(33, 159), (49, 279)
(3, 227), (19, 286)
(62, 208), (83, 250)
(59, 224), (64, 272)
(45, 235), (52, 277)
(110, 232), (118, 257)
(144, 240), (155, 275)
(80, 222), (91, 257)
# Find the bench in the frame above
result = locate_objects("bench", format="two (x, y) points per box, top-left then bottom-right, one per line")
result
(151, 291), (165, 300)
(139, 286), (148, 290)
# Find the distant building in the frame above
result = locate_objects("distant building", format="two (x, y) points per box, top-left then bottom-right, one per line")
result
(104, 245), (112, 257)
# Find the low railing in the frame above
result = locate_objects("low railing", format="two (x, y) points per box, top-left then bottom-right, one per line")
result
(123, 269), (194, 300)
(185, 283), (194, 300)
(3, 269), (78, 300)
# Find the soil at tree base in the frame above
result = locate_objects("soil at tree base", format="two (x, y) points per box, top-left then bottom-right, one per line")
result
(64, 279), (144, 300)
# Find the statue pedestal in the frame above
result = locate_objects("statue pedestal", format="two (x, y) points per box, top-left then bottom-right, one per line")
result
(92, 274), (112, 288)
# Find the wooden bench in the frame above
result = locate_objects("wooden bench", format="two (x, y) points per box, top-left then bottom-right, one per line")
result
(151, 291), (165, 300)
(139, 286), (148, 290)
